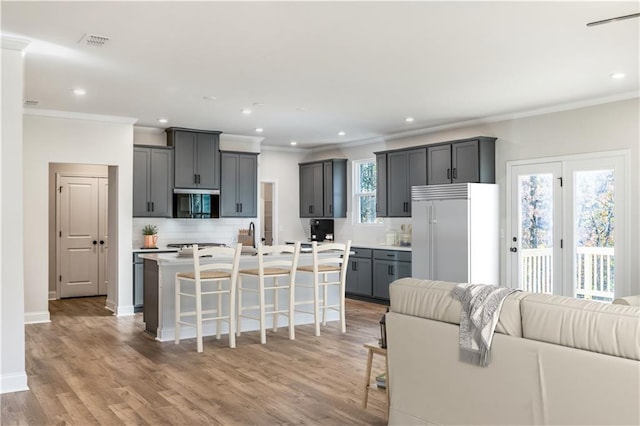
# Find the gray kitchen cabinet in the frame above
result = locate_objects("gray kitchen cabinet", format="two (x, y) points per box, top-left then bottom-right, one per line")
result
(133, 146), (173, 217)
(323, 159), (347, 217)
(299, 159), (347, 218)
(166, 127), (221, 189)
(346, 247), (373, 296)
(427, 137), (496, 185)
(220, 151), (258, 217)
(387, 148), (427, 217)
(133, 254), (144, 312)
(299, 162), (323, 217)
(372, 250), (412, 300)
(375, 153), (387, 217)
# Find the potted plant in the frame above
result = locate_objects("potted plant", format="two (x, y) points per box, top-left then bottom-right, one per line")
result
(142, 224), (158, 249)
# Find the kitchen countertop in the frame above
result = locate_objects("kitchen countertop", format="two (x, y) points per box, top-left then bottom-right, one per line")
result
(133, 246), (179, 253)
(285, 241), (412, 252)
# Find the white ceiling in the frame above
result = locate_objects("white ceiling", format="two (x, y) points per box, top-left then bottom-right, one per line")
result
(2, 1), (638, 148)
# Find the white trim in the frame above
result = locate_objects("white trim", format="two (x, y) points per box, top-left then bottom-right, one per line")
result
(260, 144), (308, 153)
(115, 304), (135, 317)
(0, 372), (29, 394)
(24, 311), (51, 324)
(48, 291), (57, 300)
(1, 36), (30, 51)
(23, 108), (138, 125)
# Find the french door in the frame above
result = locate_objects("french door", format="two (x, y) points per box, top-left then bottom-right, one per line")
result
(508, 152), (627, 301)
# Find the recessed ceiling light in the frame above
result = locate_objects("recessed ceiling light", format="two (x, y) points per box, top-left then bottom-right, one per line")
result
(158, 118), (168, 124)
(296, 107), (306, 112)
(405, 117), (415, 123)
(202, 95), (217, 101)
(338, 131), (346, 136)
(255, 128), (264, 133)
(241, 108), (252, 115)
(611, 72), (626, 79)
(73, 88), (86, 96)
(290, 141), (297, 146)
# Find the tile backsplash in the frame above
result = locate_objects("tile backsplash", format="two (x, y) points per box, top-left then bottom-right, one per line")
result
(132, 218), (258, 248)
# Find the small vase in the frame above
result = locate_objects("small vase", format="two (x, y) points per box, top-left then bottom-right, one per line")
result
(144, 234), (158, 249)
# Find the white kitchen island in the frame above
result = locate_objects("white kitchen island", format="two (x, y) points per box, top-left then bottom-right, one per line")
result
(139, 251), (341, 342)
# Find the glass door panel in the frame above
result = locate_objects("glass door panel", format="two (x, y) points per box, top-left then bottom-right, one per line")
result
(573, 169), (615, 302)
(509, 162), (562, 293)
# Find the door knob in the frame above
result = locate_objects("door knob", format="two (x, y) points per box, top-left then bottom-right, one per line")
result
(100, 240), (105, 245)
(92, 240), (98, 245)
(510, 247), (518, 253)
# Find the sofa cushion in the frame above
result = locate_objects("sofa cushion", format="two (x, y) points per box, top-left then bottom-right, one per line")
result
(521, 294), (640, 361)
(389, 278), (526, 337)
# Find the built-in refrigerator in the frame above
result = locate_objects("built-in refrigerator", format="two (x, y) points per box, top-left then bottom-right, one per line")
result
(411, 183), (499, 284)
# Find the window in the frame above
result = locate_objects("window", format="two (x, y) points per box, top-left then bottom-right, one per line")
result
(353, 159), (382, 224)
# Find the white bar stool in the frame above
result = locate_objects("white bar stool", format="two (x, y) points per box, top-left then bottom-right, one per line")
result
(295, 240), (351, 336)
(174, 243), (242, 352)
(236, 242), (300, 344)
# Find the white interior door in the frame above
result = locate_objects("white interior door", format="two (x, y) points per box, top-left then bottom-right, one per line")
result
(509, 162), (562, 293)
(58, 175), (108, 298)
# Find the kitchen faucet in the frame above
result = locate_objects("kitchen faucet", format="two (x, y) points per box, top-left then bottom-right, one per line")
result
(249, 221), (256, 248)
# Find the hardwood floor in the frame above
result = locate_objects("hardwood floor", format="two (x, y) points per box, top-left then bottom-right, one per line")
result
(1, 297), (389, 425)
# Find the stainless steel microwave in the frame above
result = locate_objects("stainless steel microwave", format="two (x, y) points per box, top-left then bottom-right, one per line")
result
(172, 189), (220, 218)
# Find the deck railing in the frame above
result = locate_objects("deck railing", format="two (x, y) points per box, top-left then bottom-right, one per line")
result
(520, 246), (614, 302)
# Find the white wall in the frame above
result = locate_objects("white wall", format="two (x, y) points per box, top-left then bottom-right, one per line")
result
(306, 99), (640, 295)
(259, 148), (310, 242)
(23, 112), (136, 320)
(1, 37), (30, 394)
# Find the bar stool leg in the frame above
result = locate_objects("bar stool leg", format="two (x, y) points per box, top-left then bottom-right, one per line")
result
(236, 276), (243, 337)
(362, 348), (374, 408)
(272, 277), (279, 332)
(216, 281), (222, 340)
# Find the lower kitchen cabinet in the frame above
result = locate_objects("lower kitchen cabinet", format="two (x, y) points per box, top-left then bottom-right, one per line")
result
(346, 248), (373, 296)
(346, 247), (411, 302)
(372, 249), (412, 300)
(133, 251), (175, 313)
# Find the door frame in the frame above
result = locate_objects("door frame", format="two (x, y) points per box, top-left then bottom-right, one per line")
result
(506, 149), (630, 298)
(260, 180), (278, 246)
(55, 171), (108, 299)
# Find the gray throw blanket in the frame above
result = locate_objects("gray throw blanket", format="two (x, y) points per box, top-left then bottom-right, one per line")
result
(451, 283), (520, 367)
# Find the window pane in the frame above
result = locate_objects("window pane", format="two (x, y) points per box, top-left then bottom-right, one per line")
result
(359, 162), (376, 193)
(359, 195), (377, 224)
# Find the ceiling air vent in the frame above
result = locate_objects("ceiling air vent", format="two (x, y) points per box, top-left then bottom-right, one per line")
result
(24, 100), (39, 107)
(78, 33), (110, 47)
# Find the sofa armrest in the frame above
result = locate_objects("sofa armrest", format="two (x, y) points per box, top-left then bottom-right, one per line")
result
(613, 295), (640, 306)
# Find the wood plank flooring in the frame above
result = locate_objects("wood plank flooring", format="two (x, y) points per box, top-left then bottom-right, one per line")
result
(1, 297), (389, 425)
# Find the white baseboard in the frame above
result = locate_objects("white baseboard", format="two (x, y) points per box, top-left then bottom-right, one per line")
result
(115, 304), (135, 317)
(24, 311), (50, 324)
(48, 291), (57, 300)
(0, 372), (29, 394)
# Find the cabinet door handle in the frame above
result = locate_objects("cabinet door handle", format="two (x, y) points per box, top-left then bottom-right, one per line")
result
(453, 168), (457, 179)
(194, 174), (198, 184)
(376, 202), (379, 213)
(329, 204), (333, 214)
(447, 168), (451, 180)
(146, 202), (150, 212)
(236, 203), (239, 212)
(352, 261), (357, 271)
(151, 202), (155, 212)
(391, 265), (395, 275)
(239, 203), (243, 213)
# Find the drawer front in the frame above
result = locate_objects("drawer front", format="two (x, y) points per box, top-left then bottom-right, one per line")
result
(374, 249), (412, 262)
(350, 247), (373, 259)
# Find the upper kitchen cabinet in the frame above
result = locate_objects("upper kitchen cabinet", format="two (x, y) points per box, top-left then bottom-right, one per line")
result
(166, 127), (221, 189)
(299, 159), (347, 218)
(386, 148), (427, 217)
(133, 146), (173, 217)
(323, 159), (347, 217)
(220, 151), (258, 217)
(427, 137), (496, 185)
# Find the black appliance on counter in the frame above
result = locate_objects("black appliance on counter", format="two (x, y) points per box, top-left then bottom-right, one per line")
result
(310, 219), (334, 242)
(173, 189), (220, 218)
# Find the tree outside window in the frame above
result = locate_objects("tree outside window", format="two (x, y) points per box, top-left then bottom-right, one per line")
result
(354, 159), (382, 224)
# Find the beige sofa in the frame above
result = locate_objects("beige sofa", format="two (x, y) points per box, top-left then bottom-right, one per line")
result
(386, 278), (640, 425)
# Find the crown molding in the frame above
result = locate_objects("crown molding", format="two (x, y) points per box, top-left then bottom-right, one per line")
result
(23, 108), (138, 125)
(1, 36), (30, 51)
